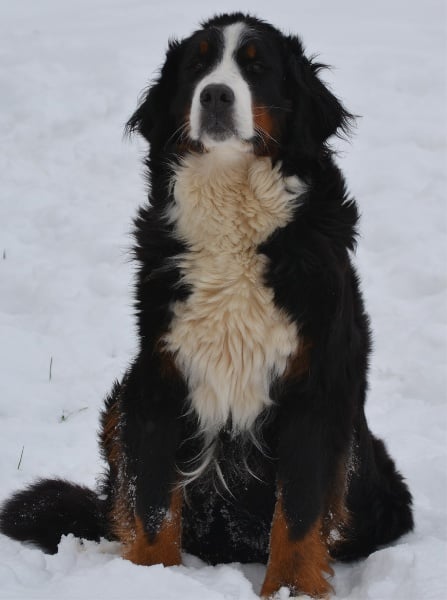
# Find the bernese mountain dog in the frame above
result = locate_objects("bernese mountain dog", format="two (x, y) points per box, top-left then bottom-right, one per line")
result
(0, 13), (413, 599)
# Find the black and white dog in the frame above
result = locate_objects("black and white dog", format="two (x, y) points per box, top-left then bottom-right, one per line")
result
(0, 13), (413, 598)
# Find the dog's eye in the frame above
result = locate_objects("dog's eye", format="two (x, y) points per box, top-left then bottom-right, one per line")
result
(187, 59), (205, 73)
(244, 62), (266, 75)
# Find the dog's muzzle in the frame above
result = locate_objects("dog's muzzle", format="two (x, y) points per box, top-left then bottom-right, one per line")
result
(199, 83), (236, 141)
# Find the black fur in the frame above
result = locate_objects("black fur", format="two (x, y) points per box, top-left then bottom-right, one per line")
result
(0, 12), (413, 594)
(0, 479), (107, 554)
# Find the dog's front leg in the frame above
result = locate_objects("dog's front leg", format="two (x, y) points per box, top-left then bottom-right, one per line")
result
(122, 484), (183, 567)
(261, 493), (333, 599)
(108, 353), (185, 567)
(261, 407), (337, 599)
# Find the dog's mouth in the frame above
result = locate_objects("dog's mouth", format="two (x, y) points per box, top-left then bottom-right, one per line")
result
(198, 127), (254, 155)
(200, 119), (235, 143)
(198, 116), (255, 153)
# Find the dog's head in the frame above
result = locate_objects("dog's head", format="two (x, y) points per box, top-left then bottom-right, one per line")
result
(127, 13), (352, 162)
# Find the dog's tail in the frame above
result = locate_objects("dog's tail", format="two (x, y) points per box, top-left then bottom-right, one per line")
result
(0, 478), (110, 554)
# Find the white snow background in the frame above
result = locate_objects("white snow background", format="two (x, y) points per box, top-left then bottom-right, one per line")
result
(0, 0), (446, 598)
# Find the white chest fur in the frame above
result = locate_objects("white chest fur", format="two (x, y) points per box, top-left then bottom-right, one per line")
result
(164, 150), (304, 434)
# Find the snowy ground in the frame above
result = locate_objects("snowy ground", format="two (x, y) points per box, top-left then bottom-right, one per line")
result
(0, 0), (446, 598)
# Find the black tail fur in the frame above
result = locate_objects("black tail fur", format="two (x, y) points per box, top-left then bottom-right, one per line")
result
(0, 479), (109, 554)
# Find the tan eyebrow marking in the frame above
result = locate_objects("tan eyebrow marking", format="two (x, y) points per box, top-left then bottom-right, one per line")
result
(246, 43), (256, 59)
(199, 40), (209, 54)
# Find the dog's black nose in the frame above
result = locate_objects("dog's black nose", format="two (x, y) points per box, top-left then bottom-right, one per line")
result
(200, 84), (235, 111)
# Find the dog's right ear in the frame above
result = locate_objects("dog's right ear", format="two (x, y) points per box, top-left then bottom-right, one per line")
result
(126, 39), (183, 144)
(282, 35), (354, 158)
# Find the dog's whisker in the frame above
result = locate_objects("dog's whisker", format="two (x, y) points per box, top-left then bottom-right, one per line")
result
(255, 125), (279, 146)
(164, 120), (190, 148)
(254, 125), (279, 151)
(255, 104), (293, 113)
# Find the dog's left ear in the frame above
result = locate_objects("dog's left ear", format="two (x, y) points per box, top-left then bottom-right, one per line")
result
(126, 39), (183, 145)
(283, 35), (354, 155)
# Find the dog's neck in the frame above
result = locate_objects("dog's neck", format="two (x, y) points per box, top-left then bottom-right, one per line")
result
(169, 149), (302, 251)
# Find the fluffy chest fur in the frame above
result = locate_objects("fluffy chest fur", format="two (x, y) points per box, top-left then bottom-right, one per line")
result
(164, 150), (304, 433)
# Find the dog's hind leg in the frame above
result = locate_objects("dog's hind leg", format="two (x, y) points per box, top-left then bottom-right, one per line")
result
(101, 351), (186, 567)
(330, 412), (414, 562)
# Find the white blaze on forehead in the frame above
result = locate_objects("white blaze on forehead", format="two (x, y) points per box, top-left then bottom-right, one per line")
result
(189, 22), (254, 142)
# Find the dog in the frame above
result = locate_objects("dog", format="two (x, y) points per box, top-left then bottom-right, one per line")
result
(0, 13), (414, 599)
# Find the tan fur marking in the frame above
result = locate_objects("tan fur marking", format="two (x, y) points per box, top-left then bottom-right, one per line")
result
(252, 105), (278, 157)
(324, 461), (351, 553)
(122, 488), (183, 567)
(261, 494), (333, 599)
(156, 338), (182, 379)
(110, 489), (134, 546)
(285, 336), (312, 381)
(165, 152), (304, 432)
(246, 43), (257, 58)
(199, 40), (209, 55)
(102, 401), (121, 470)
(102, 399), (136, 546)
(253, 105), (275, 136)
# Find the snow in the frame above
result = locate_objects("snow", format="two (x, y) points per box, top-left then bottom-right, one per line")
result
(0, 0), (446, 598)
